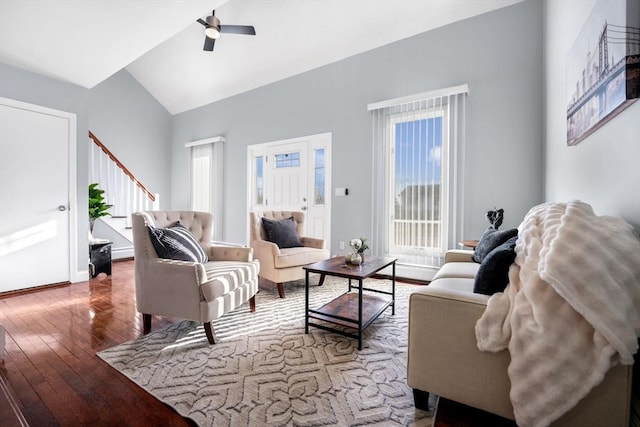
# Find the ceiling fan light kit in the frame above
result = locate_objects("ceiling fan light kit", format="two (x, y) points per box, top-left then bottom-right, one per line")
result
(196, 10), (256, 52)
(204, 15), (221, 39)
(205, 26), (221, 39)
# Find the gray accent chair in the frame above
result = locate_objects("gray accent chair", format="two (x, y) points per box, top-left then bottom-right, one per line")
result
(132, 211), (259, 344)
(249, 211), (329, 298)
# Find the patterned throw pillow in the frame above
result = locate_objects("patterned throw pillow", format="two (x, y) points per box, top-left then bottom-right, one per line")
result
(147, 222), (208, 263)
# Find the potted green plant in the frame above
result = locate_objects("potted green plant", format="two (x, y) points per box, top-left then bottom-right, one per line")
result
(89, 183), (111, 233)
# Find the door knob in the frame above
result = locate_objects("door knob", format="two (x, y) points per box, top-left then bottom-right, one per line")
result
(301, 206), (307, 211)
(58, 205), (67, 211)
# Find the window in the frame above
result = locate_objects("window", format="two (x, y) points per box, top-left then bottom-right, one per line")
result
(390, 112), (444, 258)
(314, 148), (325, 205)
(274, 152), (300, 168)
(369, 85), (468, 267)
(254, 156), (264, 205)
(186, 137), (224, 241)
(191, 144), (213, 211)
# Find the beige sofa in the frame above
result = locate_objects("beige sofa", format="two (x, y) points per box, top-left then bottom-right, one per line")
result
(249, 211), (329, 298)
(407, 249), (633, 426)
(132, 211), (259, 344)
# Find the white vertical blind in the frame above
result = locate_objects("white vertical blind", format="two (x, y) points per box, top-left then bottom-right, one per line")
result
(187, 137), (225, 241)
(369, 85), (468, 267)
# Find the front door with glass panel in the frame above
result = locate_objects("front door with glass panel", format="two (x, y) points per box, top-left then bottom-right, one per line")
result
(268, 143), (308, 211)
(248, 133), (331, 246)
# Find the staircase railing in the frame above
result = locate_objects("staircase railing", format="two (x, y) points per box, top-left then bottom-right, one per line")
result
(89, 131), (159, 221)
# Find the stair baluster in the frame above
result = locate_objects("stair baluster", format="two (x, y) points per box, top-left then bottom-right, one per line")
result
(88, 132), (159, 259)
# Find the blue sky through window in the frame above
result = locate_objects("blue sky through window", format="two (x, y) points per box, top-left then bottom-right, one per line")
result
(394, 116), (442, 194)
(256, 156), (263, 176)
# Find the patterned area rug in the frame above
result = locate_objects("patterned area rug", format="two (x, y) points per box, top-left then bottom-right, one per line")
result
(97, 276), (433, 427)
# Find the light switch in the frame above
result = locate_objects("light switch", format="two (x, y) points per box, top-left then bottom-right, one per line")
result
(335, 187), (349, 196)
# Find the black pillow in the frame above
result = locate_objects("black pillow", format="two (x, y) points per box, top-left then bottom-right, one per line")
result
(147, 222), (208, 263)
(473, 236), (518, 295)
(472, 228), (518, 263)
(261, 216), (303, 248)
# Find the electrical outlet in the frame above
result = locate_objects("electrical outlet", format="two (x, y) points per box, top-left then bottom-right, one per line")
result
(339, 241), (345, 250)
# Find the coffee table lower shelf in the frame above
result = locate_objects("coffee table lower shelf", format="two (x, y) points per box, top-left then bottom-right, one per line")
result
(307, 292), (393, 347)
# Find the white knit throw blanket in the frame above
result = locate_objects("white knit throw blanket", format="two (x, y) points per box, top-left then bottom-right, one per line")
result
(475, 200), (640, 427)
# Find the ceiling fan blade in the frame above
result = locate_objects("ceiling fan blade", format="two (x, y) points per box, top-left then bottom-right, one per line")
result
(220, 25), (256, 35)
(203, 36), (215, 51)
(197, 18), (207, 27)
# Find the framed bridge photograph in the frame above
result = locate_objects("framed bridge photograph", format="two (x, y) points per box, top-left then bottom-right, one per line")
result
(566, 0), (640, 146)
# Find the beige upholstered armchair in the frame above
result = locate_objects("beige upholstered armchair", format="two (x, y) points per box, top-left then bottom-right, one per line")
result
(249, 211), (329, 298)
(132, 211), (259, 344)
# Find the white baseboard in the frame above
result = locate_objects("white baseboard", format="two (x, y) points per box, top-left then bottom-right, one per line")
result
(112, 247), (134, 260)
(72, 269), (90, 283)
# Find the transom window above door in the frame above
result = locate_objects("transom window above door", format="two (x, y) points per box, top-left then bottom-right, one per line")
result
(274, 152), (300, 168)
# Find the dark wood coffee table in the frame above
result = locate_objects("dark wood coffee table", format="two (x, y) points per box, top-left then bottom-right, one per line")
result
(303, 256), (397, 350)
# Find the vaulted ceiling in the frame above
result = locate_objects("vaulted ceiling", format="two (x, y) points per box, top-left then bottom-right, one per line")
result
(0, 0), (522, 114)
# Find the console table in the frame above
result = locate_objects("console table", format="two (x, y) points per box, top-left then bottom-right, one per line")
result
(304, 256), (396, 350)
(89, 240), (112, 278)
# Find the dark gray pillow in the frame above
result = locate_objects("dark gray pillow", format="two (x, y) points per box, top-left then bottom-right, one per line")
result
(261, 216), (303, 248)
(147, 222), (208, 263)
(473, 236), (518, 295)
(472, 228), (518, 263)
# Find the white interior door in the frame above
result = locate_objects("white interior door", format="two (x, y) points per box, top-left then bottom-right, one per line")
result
(0, 100), (72, 292)
(247, 133), (331, 246)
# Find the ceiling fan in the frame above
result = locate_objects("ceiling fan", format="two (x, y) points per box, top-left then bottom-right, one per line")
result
(196, 10), (256, 52)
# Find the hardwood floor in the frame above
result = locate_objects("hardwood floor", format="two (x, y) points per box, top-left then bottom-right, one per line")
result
(0, 260), (509, 427)
(0, 261), (192, 426)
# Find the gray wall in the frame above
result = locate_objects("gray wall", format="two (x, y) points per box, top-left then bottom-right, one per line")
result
(544, 0), (640, 227)
(172, 0), (544, 253)
(0, 0), (549, 272)
(88, 69), (172, 206)
(0, 62), (90, 271)
(0, 63), (173, 277)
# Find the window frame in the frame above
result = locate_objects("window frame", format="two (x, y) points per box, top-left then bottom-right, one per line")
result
(385, 104), (450, 261)
(185, 136), (224, 241)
